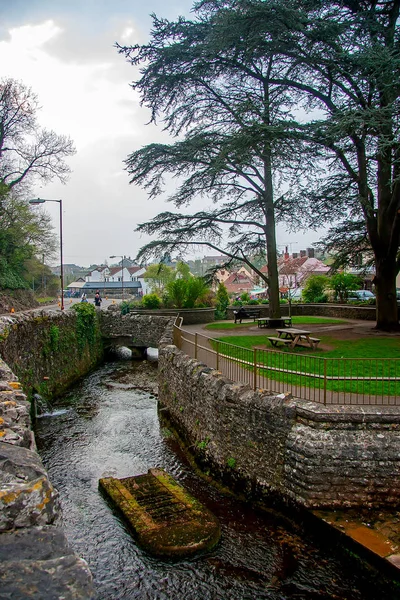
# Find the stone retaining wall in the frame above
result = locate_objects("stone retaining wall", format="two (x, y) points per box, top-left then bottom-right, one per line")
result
(120, 307), (215, 324)
(226, 303), (376, 321)
(100, 310), (173, 346)
(158, 344), (400, 509)
(0, 309), (104, 401)
(0, 356), (93, 598)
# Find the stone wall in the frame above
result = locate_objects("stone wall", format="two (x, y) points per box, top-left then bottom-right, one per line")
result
(226, 303), (376, 321)
(100, 310), (173, 347)
(0, 356), (93, 598)
(0, 308), (104, 402)
(118, 307), (215, 324)
(158, 344), (400, 509)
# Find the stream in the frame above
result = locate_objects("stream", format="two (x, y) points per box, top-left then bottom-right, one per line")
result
(34, 359), (400, 600)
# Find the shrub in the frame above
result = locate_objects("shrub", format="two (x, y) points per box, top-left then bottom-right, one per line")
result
(141, 293), (162, 309)
(215, 282), (230, 318)
(248, 299), (260, 305)
(240, 292), (250, 303)
(232, 300), (242, 306)
(302, 275), (329, 303)
(330, 273), (362, 302)
(260, 299), (269, 304)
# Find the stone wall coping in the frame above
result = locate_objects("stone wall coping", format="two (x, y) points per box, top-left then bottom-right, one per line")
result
(294, 401), (400, 423)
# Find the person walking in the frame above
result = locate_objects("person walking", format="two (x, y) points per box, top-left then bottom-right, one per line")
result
(94, 291), (102, 307)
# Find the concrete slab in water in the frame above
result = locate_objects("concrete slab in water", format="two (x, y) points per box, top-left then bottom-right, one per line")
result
(99, 468), (220, 558)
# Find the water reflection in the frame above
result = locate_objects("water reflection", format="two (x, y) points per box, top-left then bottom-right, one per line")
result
(35, 361), (400, 600)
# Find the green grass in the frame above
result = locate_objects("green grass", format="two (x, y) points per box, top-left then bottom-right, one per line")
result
(36, 297), (57, 304)
(206, 316), (346, 330)
(212, 334), (400, 396)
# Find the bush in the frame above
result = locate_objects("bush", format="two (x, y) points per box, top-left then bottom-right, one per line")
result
(240, 292), (250, 303)
(232, 300), (242, 306)
(215, 282), (230, 318)
(314, 294), (329, 303)
(142, 293), (162, 309)
(260, 299), (269, 304)
(302, 275), (329, 303)
(248, 299), (260, 305)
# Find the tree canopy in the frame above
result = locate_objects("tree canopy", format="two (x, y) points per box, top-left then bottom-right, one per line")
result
(117, 4), (314, 319)
(0, 78), (75, 290)
(119, 0), (400, 329)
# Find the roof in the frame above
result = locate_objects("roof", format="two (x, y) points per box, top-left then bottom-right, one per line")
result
(81, 282), (141, 290)
(224, 271), (255, 285)
(67, 281), (85, 289)
(128, 266), (144, 275)
(278, 256), (308, 275)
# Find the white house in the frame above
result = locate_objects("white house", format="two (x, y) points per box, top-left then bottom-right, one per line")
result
(85, 265), (109, 283)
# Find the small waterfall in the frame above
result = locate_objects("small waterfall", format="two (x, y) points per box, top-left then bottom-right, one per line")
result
(32, 392), (53, 417)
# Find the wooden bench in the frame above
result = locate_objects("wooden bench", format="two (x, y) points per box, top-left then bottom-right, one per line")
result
(233, 308), (261, 323)
(267, 337), (292, 347)
(307, 337), (321, 349)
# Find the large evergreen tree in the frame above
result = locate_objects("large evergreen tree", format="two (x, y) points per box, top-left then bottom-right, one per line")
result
(208, 0), (400, 329)
(117, 7), (312, 320)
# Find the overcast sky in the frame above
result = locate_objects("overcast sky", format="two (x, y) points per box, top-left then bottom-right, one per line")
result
(0, 0), (323, 268)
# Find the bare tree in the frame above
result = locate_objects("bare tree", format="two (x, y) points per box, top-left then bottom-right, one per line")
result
(0, 78), (75, 193)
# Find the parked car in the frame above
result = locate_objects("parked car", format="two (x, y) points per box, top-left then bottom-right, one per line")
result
(288, 288), (303, 301)
(348, 290), (375, 302)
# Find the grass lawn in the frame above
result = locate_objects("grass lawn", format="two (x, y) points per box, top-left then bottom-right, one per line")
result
(205, 316), (347, 330)
(211, 334), (400, 396)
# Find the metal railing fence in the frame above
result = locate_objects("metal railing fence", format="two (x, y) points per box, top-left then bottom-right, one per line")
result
(173, 324), (400, 406)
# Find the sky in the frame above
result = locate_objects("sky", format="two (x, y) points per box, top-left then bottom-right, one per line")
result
(0, 0), (324, 268)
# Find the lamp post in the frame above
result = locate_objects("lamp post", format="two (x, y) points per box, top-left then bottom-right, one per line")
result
(110, 255), (126, 300)
(29, 198), (64, 310)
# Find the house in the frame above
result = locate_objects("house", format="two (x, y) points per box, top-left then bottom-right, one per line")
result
(223, 271), (255, 295)
(85, 265), (109, 283)
(277, 249), (330, 291)
(214, 265), (254, 286)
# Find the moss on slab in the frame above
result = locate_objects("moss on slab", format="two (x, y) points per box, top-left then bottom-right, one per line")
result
(99, 468), (220, 558)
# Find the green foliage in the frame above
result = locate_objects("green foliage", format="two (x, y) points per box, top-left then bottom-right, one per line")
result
(240, 292), (250, 303)
(197, 436), (210, 450)
(166, 276), (209, 309)
(232, 300), (242, 306)
(247, 299), (260, 305)
(71, 302), (97, 353)
(215, 282), (230, 318)
(143, 263), (175, 294)
(330, 273), (362, 303)
(0, 192), (57, 291)
(227, 457), (236, 469)
(302, 276), (329, 304)
(49, 325), (60, 351)
(141, 293), (162, 309)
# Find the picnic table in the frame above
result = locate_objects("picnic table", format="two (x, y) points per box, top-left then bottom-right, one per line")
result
(257, 316), (292, 328)
(268, 328), (321, 350)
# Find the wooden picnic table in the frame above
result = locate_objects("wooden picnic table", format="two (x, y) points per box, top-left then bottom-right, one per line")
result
(268, 328), (321, 350)
(257, 316), (292, 328)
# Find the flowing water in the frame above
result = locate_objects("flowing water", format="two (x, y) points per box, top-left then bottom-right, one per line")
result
(35, 360), (400, 600)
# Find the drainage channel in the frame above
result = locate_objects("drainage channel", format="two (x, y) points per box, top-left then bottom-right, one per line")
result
(35, 359), (400, 600)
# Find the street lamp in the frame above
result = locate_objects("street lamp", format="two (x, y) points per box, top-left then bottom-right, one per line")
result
(110, 255), (126, 300)
(29, 198), (64, 311)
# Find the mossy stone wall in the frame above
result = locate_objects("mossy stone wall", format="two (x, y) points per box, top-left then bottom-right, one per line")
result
(0, 307), (104, 401)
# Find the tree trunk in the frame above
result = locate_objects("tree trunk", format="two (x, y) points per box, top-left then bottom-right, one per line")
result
(265, 200), (281, 319)
(374, 257), (399, 331)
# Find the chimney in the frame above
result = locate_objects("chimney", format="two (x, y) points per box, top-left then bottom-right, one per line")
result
(307, 247), (315, 258)
(284, 246), (289, 261)
(300, 250), (306, 258)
